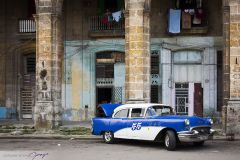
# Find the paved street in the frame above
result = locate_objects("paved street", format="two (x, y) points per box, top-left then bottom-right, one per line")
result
(0, 139), (240, 160)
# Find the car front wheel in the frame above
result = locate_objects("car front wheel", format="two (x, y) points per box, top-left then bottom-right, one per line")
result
(164, 130), (177, 151)
(103, 131), (114, 144)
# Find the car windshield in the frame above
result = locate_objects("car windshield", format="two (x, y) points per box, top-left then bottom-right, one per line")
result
(152, 105), (173, 116)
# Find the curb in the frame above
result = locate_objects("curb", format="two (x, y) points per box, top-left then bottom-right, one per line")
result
(212, 136), (240, 141)
(0, 134), (102, 140)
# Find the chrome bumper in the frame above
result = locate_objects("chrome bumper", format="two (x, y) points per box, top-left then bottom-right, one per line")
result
(178, 129), (215, 142)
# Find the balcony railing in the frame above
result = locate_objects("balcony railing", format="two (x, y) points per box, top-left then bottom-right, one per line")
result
(19, 19), (36, 33)
(97, 78), (114, 86)
(89, 16), (124, 37)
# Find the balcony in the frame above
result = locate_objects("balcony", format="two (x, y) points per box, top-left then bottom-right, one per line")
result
(168, 7), (208, 35)
(17, 19), (36, 39)
(89, 16), (125, 38)
(96, 78), (114, 86)
(19, 19), (36, 33)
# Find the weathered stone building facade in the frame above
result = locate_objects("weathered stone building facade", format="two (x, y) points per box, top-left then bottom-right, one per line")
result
(0, 0), (239, 134)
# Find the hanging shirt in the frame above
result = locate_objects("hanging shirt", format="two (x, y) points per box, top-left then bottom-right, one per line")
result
(112, 11), (122, 22)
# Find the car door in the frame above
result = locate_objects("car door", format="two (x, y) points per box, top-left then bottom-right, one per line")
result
(127, 108), (147, 140)
(111, 108), (129, 139)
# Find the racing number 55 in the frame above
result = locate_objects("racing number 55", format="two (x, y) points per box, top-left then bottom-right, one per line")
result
(131, 122), (142, 131)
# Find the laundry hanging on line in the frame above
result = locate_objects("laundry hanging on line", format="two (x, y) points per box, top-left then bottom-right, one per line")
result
(112, 10), (122, 22)
(168, 9), (181, 33)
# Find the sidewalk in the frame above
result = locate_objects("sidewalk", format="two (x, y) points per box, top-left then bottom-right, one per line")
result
(0, 119), (92, 128)
(0, 133), (101, 140)
(1, 119), (240, 141)
(0, 120), (95, 140)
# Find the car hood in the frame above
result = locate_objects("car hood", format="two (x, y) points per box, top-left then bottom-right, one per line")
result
(152, 115), (211, 127)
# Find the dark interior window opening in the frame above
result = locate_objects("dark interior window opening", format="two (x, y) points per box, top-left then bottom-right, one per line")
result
(97, 88), (112, 104)
(28, 0), (36, 18)
(151, 86), (159, 103)
(96, 64), (114, 78)
(98, 0), (124, 14)
(151, 56), (159, 74)
(24, 53), (36, 74)
(105, 0), (118, 12)
(26, 56), (36, 74)
(217, 51), (223, 111)
(178, 0), (198, 9)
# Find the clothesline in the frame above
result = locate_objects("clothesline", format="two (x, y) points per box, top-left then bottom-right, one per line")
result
(102, 10), (124, 24)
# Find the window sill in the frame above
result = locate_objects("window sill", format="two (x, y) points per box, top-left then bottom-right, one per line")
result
(180, 26), (208, 35)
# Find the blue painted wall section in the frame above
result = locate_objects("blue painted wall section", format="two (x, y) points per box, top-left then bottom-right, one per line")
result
(62, 37), (222, 121)
(0, 107), (17, 119)
(62, 39), (125, 121)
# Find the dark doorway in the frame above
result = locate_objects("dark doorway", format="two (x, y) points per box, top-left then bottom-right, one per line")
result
(21, 53), (36, 119)
(217, 51), (223, 111)
(194, 83), (203, 117)
(97, 88), (112, 104)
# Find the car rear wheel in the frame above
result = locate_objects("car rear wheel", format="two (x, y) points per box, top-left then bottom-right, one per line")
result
(193, 141), (205, 146)
(164, 130), (177, 151)
(103, 131), (114, 144)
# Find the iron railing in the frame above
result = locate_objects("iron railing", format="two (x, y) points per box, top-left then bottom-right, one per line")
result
(19, 19), (36, 33)
(89, 16), (124, 31)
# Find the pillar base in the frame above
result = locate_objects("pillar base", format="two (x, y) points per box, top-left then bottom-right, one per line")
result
(226, 100), (240, 135)
(34, 101), (54, 130)
(126, 99), (145, 104)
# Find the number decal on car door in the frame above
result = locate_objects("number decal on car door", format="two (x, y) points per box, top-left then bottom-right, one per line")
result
(132, 122), (142, 131)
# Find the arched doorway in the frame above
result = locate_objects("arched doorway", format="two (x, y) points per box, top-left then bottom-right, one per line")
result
(21, 52), (36, 119)
(96, 51), (125, 106)
(15, 43), (36, 119)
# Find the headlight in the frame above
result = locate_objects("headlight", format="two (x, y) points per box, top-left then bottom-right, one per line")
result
(209, 119), (213, 125)
(185, 119), (190, 126)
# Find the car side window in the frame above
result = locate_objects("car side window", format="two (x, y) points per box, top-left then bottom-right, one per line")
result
(146, 107), (157, 117)
(131, 108), (145, 118)
(114, 109), (129, 118)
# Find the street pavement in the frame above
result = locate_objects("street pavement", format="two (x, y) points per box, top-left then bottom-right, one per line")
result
(0, 138), (240, 160)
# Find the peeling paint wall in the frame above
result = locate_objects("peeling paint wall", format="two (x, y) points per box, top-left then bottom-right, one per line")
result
(62, 40), (125, 121)
(62, 37), (222, 121)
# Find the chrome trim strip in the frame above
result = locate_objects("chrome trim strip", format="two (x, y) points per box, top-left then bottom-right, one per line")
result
(190, 125), (211, 131)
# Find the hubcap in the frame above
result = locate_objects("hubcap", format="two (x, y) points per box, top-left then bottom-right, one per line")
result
(104, 132), (112, 142)
(165, 135), (170, 147)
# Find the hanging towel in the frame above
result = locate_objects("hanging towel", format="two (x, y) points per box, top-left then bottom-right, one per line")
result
(182, 11), (191, 29)
(168, 9), (181, 33)
(112, 11), (122, 22)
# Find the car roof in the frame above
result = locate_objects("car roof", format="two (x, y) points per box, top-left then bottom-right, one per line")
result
(113, 103), (170, 113)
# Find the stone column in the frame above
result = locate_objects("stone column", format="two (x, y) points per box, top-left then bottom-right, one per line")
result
(34, 0), (63, 130)
(224, 0), (240, 135)
(222, 3), (230, 133)
(125, 0), (151, 103)
(0, 0), (6, 106)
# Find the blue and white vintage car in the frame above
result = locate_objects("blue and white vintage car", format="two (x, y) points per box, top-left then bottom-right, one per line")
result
(92, 103), (214, 150)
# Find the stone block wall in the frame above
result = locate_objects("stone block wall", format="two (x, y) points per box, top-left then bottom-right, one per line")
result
(34, 0), (64, 129)
(224, 0), (240, 135)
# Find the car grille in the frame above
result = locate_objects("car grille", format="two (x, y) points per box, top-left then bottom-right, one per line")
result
(192, 127), (211, 135)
